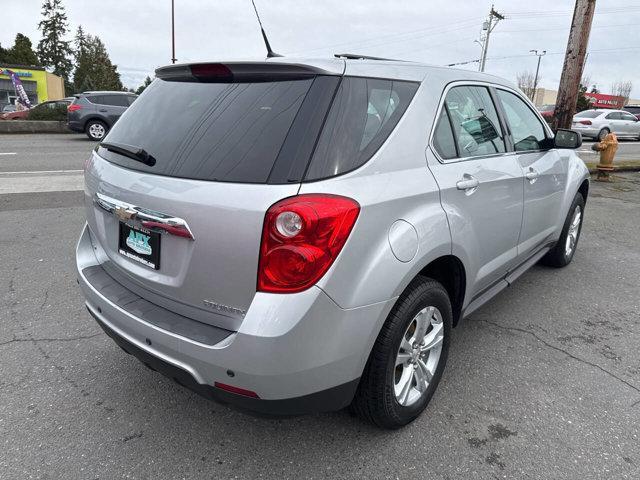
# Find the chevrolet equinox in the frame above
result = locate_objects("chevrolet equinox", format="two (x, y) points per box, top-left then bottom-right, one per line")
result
(76, 57), (589, 428)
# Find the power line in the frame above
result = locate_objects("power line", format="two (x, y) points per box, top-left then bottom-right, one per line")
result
(289, 17), (483, 55)
(496, 22), (638, 33)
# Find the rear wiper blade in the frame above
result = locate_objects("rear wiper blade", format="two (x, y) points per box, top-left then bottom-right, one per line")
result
(100, 141), (156, 166)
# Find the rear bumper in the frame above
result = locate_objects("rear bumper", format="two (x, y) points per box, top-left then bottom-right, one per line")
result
(89, 307), (359, 415)
(76, 223), (394, 414)
(571, 125), (599, 138)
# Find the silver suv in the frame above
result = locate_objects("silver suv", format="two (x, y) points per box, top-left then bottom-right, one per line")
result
(76, 58), (588, 428)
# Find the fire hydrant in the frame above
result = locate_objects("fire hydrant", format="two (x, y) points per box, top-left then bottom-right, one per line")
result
(592, 132), (618, 181)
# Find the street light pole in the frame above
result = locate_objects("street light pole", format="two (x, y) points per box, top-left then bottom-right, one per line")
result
(530, 50), (546, 105)
(171, 0), (177, 64)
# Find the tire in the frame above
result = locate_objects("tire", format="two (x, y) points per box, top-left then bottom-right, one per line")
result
(541, 193), (585, 268)
(597, 128), (610, 141)
(86, 120), (108, 141)
(350, 277), (452, 428)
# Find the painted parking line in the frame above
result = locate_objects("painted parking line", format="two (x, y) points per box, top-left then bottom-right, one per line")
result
(0, 152), (17, 155)
(0, 170), (84, 194)
(0, 169), (83, 175)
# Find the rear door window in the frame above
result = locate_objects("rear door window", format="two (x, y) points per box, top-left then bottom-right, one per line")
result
(304, 77), (418, 180)
(102, 95), (130, 107)
(100, 77), (318, 183)
(87, 95), (106, 105)
(443, 85), (505, 158)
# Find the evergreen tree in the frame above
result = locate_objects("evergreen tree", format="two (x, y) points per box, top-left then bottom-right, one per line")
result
(73, 34), (123, 92)
(576, 84), (591, 112)
(37, 0), (72, 80)
(135, 76), (153, 95)
(0, 43), (8, 63)
(6, 34), (40, 66)
(73, 25), (89, 61)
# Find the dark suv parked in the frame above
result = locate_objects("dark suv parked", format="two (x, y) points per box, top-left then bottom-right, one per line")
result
(67, 91), (137, 140)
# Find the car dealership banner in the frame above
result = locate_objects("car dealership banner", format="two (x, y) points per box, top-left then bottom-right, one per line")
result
(3, 69), (32, 109)
(584, 92), (625, 110)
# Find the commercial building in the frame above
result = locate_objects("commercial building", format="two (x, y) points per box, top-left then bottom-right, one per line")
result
(532, 87), (640, 109)
(0, 64), (65, 108)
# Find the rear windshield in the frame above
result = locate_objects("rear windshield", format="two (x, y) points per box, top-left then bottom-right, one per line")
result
(100, 78), (316, 183)
(574, 110), (601, 118)
(99, 74), (418, 184)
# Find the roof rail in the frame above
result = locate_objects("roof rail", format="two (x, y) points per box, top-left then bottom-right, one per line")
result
(334, 53), (404, 62)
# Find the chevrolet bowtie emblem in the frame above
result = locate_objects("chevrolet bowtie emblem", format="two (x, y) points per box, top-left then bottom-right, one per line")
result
(115, 205), (137, 221)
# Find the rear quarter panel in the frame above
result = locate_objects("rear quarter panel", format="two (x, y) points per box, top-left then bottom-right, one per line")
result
(298, 78), (451, 310)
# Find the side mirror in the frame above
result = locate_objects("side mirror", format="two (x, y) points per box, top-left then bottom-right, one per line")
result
(554, 129), (582, 149)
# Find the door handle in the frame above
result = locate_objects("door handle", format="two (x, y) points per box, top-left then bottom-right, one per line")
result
(99, 109), (108, 112)
(525, 168), (539, 184)
(456, 174), (479, 194)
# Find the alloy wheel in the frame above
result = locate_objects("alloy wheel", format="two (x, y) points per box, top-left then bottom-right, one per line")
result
(393, 306), (444, 407)
(565, 205), (582, 257)
(89, 123), (106, 140)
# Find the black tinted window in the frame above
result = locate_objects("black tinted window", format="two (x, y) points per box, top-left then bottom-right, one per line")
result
(86, 95), (105, 105)
(497, 90), (547, 151)
(103, 95), (130, 107)
(444, 86), (505, 157)
(432, 107), (457, 159)
(305, 77), (418, 180)
(100, 78), (315, 183)
(605, 112), (621, 120)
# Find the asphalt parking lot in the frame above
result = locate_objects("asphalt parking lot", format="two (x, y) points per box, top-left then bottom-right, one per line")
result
(1, 133), (639, 479)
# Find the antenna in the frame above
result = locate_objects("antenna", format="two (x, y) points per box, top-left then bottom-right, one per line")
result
(250, 0), (282, 58)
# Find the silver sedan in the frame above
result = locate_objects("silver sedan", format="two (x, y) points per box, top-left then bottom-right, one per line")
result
(572, 109), (640, 141)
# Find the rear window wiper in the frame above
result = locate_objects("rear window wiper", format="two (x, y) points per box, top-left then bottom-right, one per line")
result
(100, 141), (156, 167)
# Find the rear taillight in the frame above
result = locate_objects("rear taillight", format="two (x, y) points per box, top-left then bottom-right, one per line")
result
(68, 104), (82, 112)
(579, 120), (592, 125)
(258, 194), (360, 293)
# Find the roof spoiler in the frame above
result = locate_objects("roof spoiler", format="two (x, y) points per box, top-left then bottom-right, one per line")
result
(155, 62), (336, 83)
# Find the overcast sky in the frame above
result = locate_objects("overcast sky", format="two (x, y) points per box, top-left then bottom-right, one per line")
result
(4, 0), (640, 98)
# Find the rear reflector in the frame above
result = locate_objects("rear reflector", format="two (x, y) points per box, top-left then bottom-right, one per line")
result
(214, 382), (260, 398)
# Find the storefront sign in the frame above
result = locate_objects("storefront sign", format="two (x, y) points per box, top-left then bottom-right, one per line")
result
(0, 69), (33, 77)
(584, 93), (625, 110)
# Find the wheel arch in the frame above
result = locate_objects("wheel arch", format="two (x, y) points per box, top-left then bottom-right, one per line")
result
(413, 255), (466, 327)
(578, 177), (589, 204)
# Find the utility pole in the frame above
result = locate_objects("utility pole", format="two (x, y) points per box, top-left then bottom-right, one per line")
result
(171, 0), (177, 64)
(553, 0), (596, 130)
(478, 5), (505, 72)
(530, 50), (546, 105)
